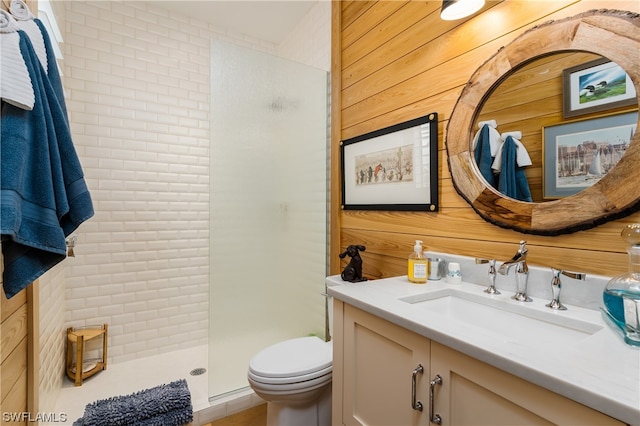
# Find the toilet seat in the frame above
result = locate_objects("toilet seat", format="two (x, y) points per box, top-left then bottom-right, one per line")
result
(248, 336), (332, 386)
(248, 370), (332, 393)
(249, 364), (332, 385)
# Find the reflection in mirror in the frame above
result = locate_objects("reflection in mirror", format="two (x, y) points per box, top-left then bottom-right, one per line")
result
(446, 9), (640, 235)
(473, 52), (638, 203)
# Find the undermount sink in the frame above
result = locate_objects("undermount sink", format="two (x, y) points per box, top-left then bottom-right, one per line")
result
(399, 289), (603, 345)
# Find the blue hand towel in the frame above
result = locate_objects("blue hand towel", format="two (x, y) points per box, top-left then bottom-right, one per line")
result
(497, 136), (533, 202)
(33, 18), (68, 121)
(474, 124), (497, 188)
(1, 31), (93, 298)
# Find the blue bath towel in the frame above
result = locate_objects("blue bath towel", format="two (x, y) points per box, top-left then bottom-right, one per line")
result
(34, 18), (68, 121)
(474, 124), (497, 188)
(497, 136), (533, 202)
(1, 31), (93, 298)
(73, 379), (193, 426)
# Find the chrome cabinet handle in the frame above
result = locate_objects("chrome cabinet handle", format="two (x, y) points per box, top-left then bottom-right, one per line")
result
(411, 364), (424, 411)
(429, 374), (443, 425)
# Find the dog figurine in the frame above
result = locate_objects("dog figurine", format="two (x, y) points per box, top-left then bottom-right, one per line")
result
(339, 245), (367, 282)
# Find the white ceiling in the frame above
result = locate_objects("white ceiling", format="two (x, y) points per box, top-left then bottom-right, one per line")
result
(153, 1), (318, 44)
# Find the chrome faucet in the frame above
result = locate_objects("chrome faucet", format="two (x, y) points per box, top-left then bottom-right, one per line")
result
(498, 241), (532, 302)
(547, 268), (586, 310)
(475, 258), (499, 294)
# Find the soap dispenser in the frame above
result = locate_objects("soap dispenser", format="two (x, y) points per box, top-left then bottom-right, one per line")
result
(602, 224), (640, 346)
(408, 240), (428, 284)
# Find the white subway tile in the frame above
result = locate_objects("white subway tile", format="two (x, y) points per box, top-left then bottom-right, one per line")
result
(111, 332), (136, 347)
(99, 304), (124, 317)
(123, 341), (148, 355)
(146, 336), (170, 349)
(55, 0), (327, 379)
(147, 298), (169, 311)
(135, 310), (159, 322)
(65, 298), (86, 311)
(123, 301), (148, 314)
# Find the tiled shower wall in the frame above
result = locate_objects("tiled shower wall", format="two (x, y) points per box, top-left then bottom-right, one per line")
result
(38, 264), (66, 413)
(39, 0), (330, 413)
(61, 0), (211, 367)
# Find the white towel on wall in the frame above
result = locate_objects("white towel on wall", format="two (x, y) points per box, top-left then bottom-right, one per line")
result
(492, 132), (533, 172)
(471, 120), (501, 157)
(0, 10), (34, 110)
(11, 0), (48, 74)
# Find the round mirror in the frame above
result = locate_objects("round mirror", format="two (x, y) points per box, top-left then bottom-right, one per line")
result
(475, 52), (637, 203)
(446, 9), (640, 235)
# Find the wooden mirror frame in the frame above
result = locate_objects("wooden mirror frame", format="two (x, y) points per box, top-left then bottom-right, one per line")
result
(446, 9), (640, 235)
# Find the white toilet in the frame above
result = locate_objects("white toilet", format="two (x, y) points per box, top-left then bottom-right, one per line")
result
(247, 296), (334, 426)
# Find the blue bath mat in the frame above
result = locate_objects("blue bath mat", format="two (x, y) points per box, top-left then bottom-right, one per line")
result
(73, 379), (193, 426)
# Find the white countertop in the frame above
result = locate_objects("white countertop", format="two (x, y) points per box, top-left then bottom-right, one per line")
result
(327, 273), (640, 424)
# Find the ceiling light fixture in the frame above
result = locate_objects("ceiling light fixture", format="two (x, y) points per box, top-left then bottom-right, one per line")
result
(440, 0), (485, 21)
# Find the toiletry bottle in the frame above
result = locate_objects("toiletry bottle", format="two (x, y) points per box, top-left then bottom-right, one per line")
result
(408, 240), (428, 284)
(603, 224), (640, 345)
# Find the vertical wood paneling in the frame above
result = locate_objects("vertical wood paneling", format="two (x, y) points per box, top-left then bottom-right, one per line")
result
(1, 287), (29, 424)
(331, 0), (640, 280)
(27, 284), (39, 418)
(330, 1), (344, 276)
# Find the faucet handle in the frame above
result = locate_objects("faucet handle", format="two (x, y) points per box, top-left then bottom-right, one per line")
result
(476, 258), (499, 294)
(518, 240), (528, 254)
(475, 258), (494, 266)
(546, 268), (587, 310)
(560, 270), (586, 281)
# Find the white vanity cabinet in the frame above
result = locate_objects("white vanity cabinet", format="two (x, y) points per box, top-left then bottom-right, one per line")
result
(430, 342), (624, 425)
(333, 300), (626, 426)
(333, 300), (431, 425)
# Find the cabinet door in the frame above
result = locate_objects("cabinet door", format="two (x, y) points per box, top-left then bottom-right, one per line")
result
(338, 303), (431, 426)
(430, 342), (625, 426)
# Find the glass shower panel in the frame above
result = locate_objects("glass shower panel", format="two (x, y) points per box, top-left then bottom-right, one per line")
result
(209, 40), (328, 398)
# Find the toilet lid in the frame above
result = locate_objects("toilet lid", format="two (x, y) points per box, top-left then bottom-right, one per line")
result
(249, 336), (332, 378)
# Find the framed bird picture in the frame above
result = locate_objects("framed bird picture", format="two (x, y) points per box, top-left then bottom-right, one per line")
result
(562, 58), (636, 118)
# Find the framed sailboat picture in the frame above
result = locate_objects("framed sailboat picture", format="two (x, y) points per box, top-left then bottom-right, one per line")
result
(542, 111), (637, 199)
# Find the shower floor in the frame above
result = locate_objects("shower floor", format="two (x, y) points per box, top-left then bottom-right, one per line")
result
(53, 344), (264, 425)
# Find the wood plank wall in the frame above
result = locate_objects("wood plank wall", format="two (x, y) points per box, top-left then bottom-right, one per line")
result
(1, 287), (29, 425)
(0, 283), (38, 426)
(331, 0), (640, 280)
